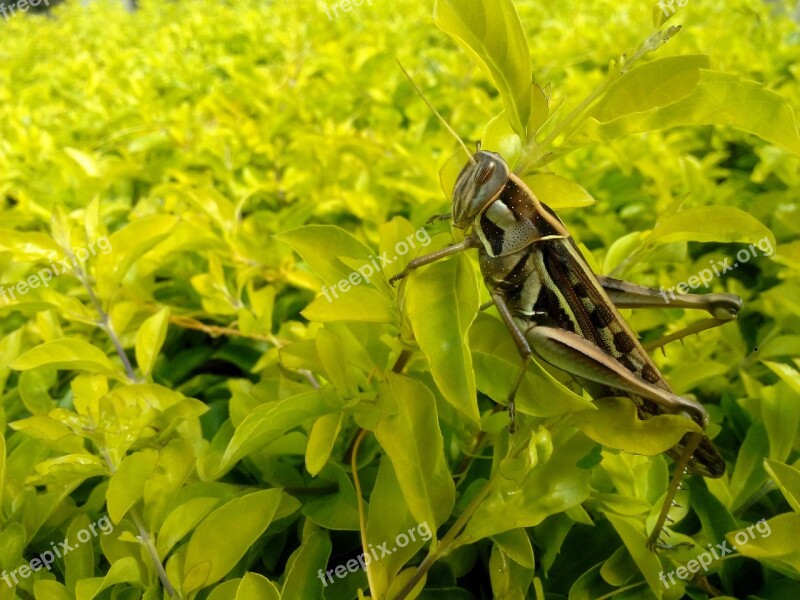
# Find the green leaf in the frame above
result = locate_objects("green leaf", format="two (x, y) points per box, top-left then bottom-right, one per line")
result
(482, 111), (522, 167)
(0, 230), (64, 261)
(65, 515), (95, 591)
(236, 573), (281, 600)
(647, 206), (775, 247)
(592, 55), (711, 121)
(302, 464), (361, 530)
(305, 412), (343, 477)
(725, 513), (800, 573)
(464, 432), (594, 540)
(315, 329), (353, 396)
(275, 225), (375, 285)
(602, 513), (663, 597)
(302, 286), (395, 324)
(182, 489), (283, 594)
(405, 251), (480, 422)
(585, 69), (800, 156)
(74, 558), (141, 600)
(567, 396), (701, 456)
(729, 423), (770, 512)
(157, 497), (220, 559)
(33, 581), (73, 600)
(64, 147), (102, 178)
(0, 434), (4, 515)
(11, 339), (118, 377)
(523, 173), (596, 210)
(107, 450), (159, 523)
(204, 390), (338, 478)
(376, 373), (456, 528)
(9, 415), (85, 453)
(434, 0), (532, 139)
(366, 456), (429, 596)
(18, 369), (57, 416)
(207, 573), (281, 600)
(763, 459), (800, 512)
(280, 524), (331, 599)
(28, 454), (106, 486)
(763, 361), (800, 397)
(94, 215), (178, 300)
(491, 528), (535, 569)
(135, 308), (170, 378)
(143, 439), (197, 529)
(760, 383), (800, 463)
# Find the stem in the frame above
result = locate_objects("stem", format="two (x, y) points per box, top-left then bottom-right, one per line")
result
(141, 306), (322, 389)
(594, 582), (647, 600)
(75, 254), (177, 597)
(100, 450), (178, 597)
(72, 259), (139, 383)
(391, 477), (496, 600)
(392, 430), (536, 600)
(515, 26), (681, 176)
(392, 348), (414, 374)
(130, 510), (178, 598)
(351, 429), (377, 595)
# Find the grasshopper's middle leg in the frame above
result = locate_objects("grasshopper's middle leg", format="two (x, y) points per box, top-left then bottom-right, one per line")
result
(489, 288), (535, 433)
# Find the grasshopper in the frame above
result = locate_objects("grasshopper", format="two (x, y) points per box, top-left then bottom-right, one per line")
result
(389, 70), (742, 549)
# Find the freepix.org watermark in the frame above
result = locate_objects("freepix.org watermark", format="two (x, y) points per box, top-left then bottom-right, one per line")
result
(0, 0), (50, 21)
(320, 228), (431, 303)
(659, 518), (771, 588)
(318, 522), (432, 587)
(658, 0), (688, 17)
(659, 237), (773, 304)
(320, 0), (372, 21)
(0, 236), (112, 305)
(2, 515), (114, 588)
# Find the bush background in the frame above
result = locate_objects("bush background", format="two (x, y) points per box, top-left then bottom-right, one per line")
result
(0, 1), (799, 599)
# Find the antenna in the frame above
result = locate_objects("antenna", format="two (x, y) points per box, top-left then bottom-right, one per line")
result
(396, 59), (476, 165)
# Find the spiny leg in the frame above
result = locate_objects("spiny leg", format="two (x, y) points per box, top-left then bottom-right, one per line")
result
(490, 288), (535, 433)
(522, 324), (716, 550)
(524, 325), (708, 425)
(647, 430), (703, 550)
(596, 276), (743, 351)
(388, 234), (480, 285)
(426, 213), (452, 224)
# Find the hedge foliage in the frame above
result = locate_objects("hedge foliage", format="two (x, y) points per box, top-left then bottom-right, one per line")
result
(1, 0), (800, 599)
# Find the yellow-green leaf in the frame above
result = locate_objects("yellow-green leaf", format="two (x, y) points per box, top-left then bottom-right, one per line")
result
(182, 489), (283, 594)
(405, 252), (480, 422)
(11, 339), (118, 376)
(523, 173), (596, 210)
(135, 307), (170, 377)
(434, 0), (532, 139)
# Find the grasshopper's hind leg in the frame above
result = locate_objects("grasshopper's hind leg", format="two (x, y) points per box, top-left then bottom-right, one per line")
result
(517, 324), (717, 549)
(597, 276), (743, 351)
(647, 430), (704, 550)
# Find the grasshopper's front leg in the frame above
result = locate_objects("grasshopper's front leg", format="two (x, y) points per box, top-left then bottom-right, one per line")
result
(388, 234), (480, 286)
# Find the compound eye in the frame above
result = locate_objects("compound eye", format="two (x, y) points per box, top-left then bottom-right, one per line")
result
(474, 160), (495, 184)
